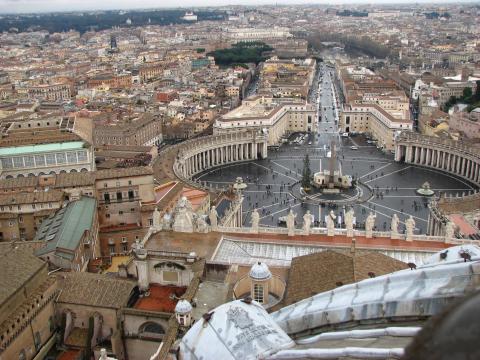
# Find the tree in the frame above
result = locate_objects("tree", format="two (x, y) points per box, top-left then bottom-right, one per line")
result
(463, 87), (472, 100)
(474, 80), (480, 102)
(301, 154), (312, 190)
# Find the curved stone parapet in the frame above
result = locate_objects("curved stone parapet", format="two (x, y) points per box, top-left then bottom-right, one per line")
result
(170, 130), (268, 185)
(395, 131), (480, 186)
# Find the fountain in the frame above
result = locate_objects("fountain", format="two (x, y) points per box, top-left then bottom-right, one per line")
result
(416, 181), (435, 196)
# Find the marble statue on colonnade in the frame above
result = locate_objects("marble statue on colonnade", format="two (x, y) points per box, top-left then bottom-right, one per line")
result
(152, 207), (161, 229)
(209, 206), (218, 231)
(195, 215), (208, 233)
(391, 213), (399, 239)
(172, 196), (194, 233)
(326, 210), (336, 237)
(365, 212), (376, 238)
(405, 215), (415, 241)
(286, 209), (296, 236)
(303, 210), (313, 236)
(345, 208), (355, 237)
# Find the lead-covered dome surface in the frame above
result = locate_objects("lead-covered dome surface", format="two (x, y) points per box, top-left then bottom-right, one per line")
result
(175, 299), (192, 314)
(180, 299), (294, 360)
(249, 261), (272, 280)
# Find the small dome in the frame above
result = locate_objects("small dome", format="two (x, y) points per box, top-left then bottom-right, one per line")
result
(249, 262), (272, 280)
(175, 299), (193, 314)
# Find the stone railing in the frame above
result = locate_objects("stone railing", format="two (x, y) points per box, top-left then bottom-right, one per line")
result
(218, 225), (449, 243)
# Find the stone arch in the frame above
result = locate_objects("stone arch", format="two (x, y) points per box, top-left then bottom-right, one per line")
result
(80, 168), (88, 173)
(17, 174), (24, 178)
(70, 169), (77, 173)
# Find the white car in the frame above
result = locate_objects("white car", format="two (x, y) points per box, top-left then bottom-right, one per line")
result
(350, 146), (359, 150)
(341, 133), (349, 138)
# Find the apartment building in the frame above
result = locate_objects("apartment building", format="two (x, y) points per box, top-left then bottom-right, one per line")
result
(214, 96), (317, 145)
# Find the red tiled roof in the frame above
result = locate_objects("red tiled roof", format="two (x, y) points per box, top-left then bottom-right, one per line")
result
(449, 214), (479, 236)
(57, 350), (81, 360)
(134, 284), (187, 313)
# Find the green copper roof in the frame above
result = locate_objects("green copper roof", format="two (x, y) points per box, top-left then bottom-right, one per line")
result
(35, 197), (96, 259)
(0, 141), (85, 157)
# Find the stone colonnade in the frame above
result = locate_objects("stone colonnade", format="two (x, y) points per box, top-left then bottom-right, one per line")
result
(176, 131), (268, 179)
(395, 132), (480, 186)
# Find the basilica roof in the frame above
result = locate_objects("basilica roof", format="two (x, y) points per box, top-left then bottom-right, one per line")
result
(272, 246), (480, 336)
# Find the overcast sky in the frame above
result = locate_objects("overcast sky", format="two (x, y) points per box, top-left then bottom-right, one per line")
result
(0, 0), (473, 14)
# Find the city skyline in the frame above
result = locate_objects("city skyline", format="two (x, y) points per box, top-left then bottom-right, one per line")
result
(0, 0), (477, 14)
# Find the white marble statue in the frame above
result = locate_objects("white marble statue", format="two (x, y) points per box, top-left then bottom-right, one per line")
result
(161, 212), (172, 230)
(152, 207), (161, 228)
(251, 209), (260, 233)
(445, 221), (456, 240)
(405, 215), (415, 241)
(391, 213), (399, 238)
(172, 196), (194, 233)
(365, 212), (376, 232)
(209, 206), (218, 230)
(345, 208), (355, 237)
(286, 209), (296, 236)
(326, 210), (336, 236)
(196, 215), (208, 233)
(303, 210), (313, 235)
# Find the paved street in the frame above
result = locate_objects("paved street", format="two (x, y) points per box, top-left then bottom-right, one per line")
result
(194, 64), (478, 235)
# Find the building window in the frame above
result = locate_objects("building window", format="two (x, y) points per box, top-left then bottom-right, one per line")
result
(56, 153), (66, 164)
(45, 154), (56, 165)
(253, 283), (264, 303)
(122, 242), (128, 252)
(104, 193), (110, 204)
(67, 152), (77, 164)
(1, 158), (13, 169)
(12, 157), (23, 168)
(162, 271), (179, 283)
(116, 192), (123, 201)
(34, 331), (41, 350)
(128, 190), (135, 200)
(35, 155), (46, 167)
(77, 151), (87, 162)
(24, 156), (34, 167)
(19, 350), (26, 360)
(19, 216), (23, 223)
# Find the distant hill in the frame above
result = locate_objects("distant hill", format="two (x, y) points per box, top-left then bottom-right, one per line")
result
(0, 9), (226, 34)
